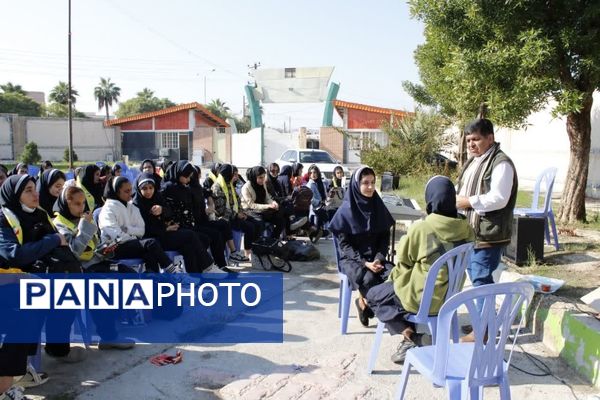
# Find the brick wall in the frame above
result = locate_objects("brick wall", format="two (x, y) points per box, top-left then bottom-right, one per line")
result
(319, 127), (344, 162)
(155, 110), (189, 130)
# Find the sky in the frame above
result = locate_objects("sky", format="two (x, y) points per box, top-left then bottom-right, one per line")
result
(0, 0), (424, 129)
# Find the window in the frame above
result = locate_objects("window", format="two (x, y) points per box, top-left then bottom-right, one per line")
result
(282, 150), (296, 161)
(161, 132), (179, 149)
(299, 151), (336, 163)
(284, 68), (296, 78)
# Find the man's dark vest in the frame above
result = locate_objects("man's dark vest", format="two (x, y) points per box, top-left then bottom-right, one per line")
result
(457, 147), (518, 247)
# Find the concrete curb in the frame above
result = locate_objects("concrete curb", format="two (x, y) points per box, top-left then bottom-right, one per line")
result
(500, 270), (600, 388)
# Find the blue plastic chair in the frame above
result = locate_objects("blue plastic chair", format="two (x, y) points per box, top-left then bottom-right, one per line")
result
(367, 242), (474, 374)
(396, 281), (534, 400)
(332, 236), (353, 335)
(27, 166), (40, 177)
(514, 167), (559, 250)
(232, 229), (244, 252)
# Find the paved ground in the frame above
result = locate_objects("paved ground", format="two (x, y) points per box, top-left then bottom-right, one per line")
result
(26, 238), (600, 400)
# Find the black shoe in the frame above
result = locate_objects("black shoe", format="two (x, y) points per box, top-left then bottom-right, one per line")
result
(355, 298), (370, 327)
(461, 324), (473, 334)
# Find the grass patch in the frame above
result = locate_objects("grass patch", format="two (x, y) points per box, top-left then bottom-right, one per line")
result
(391, 173), (535, 210)
(561, 241), (600, 252)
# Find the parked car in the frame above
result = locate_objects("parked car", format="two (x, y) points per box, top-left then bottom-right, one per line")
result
(274, 149), (350, 179)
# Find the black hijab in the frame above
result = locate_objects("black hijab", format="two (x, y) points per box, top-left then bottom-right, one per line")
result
(9, 163), (28, 176)
(0, 174), (55, 242)
(277, 165), (293, 196)
(36, 169), (66, 215)
(425, 175), (458, 218)
(189, 165), (202, 189)
(308, 164), (326, 199)
(80, 164), (104, 207)
(247, 166), (267, 204)
(53, 186), (79, 221)
(132, 173), (158, 210)
(140, 159), (162, 186)
(164, 160), (195, 184)
(111, 164), (122, 176)
(218, 164), (234, 183)
(328, 167), (394, 235)
(103, 176), (130, 207)
(291, 162), (304, 177)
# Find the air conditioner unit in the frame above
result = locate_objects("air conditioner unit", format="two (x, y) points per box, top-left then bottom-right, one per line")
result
(159, 148), (171, 157)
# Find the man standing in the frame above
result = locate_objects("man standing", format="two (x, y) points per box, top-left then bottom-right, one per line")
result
(456, 117), (518, 339)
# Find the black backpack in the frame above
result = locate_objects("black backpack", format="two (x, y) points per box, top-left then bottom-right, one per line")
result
(292, 186), (313, 212)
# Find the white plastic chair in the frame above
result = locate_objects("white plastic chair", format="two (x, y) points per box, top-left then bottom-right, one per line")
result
(514, 167), (559, 250)
(396, 281), (534, 400)
(332, 236), (353, 335)
(367, 242), (474, 374)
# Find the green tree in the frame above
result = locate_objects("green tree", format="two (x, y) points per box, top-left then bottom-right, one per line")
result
(0, 82), (26, 95)
(115, 88), (176, 118)
(45, 103), (87, 118)
(205, 98), (231, 120)
(234, 115), (252, 133)
(361, 109), (451, 176)
(0, 92), (42, 116)
(63, 147), (78, 163)
(94, 77), (121, 120)
(49, 81), (79, 105)
(405, 0), (600, 224)
(21, 141), (42, 164)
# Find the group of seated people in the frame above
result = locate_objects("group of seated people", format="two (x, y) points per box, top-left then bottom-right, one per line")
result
(330, 167), (475, 365)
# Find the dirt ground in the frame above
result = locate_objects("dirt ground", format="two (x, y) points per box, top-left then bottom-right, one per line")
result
(506, 228), (600, 301)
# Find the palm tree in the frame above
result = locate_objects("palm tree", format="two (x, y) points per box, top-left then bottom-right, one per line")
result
(206, 98), (231, 120)
(137, 88), (154, 101)
(49, 81), (79, 105)
(0, 82), (26, 95)
(94, 77), (121, 120)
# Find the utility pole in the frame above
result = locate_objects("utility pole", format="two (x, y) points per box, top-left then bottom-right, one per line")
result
(67, 0), (73, 170)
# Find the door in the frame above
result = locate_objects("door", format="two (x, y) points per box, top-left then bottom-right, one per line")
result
(179, 133), (189, 160)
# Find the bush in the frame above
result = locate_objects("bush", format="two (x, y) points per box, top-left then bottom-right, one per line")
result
(63, 147), (79, 163)
(21, 141), (42, 164)
(361, 108), (452, 177)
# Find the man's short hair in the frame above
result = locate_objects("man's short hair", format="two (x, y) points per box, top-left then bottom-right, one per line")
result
(465, 118), (494, 137)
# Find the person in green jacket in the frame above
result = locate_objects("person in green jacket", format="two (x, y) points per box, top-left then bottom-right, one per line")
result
(367, 175), (475, 364)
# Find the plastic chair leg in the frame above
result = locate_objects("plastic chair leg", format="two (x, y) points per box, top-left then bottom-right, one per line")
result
(340, 278), (352, 335)
(549, 211), (559, 250)
(367, 320), (385, 374)
(28, 344), (42, 371)
(395, 357), (412, 400)
(499, 374), (512, 400)
(544, 217), (551, 245)
(337, 282), (343, 319)
(446, 379), (463, 400)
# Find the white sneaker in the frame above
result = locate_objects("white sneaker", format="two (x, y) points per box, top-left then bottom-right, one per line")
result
(203, 264), (228, 274)
(14, 364), (49, 388)
(290, 216), (308, 231)
(1, 386), (32, 400)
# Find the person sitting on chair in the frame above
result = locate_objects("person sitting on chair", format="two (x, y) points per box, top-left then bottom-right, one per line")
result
(366, 175), (475, 364)
(329, 166), (395, 328)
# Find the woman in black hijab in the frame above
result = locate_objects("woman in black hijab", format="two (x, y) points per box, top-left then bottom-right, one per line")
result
(111, 163), (122, 177)
(161, 161), (231, 271)
(365, 175), (475, 363)
(133, 173), (214, 273)
(241, 166), (287, 240)
(9, 163), (28, 176)
(277, 165), (294, 197)
(99, 176), (181, 274)
(140, 159), (162, 187)
(78, 164), (104, 211)
(37, 168), (66, 215)
(329, 166), (395, 327)
(266, 162), (283, 199)
(0, 175), (84, 364)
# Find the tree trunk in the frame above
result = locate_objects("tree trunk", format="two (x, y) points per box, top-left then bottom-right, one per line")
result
(457, 130), (467, 167)
(105, 105), (110, 121)
(557, 93), (593, 224)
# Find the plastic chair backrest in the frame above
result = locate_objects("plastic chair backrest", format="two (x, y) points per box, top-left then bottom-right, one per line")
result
(432, 282), (534, 387)
(531, 167), (557, 213)
(28, 166), (40, 177)
(412, 242), (474, 320)
(332, 236), (342, 274)
(93, 207), (102, 232)
(65, 171), (74, 180)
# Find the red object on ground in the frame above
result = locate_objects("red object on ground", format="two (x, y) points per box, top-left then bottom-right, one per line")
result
(150, 350), (183, 366)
